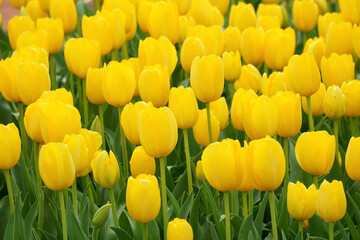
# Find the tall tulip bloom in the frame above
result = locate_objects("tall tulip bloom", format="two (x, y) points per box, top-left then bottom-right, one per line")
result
(287, 182), (317, 221)
(0, 57), (22, 102)
(257, 3), (283, 26)
(231, 88), (258, 131)
(345, 137), (360, 182)
(241, 27), (265, 66)
(318, 12), (344, 39)
(16, 29), (49, 53)
(234, 64), (262, 93)
(353, 25), (360, 59)
(341, 80), (360, 134)
(129, 146), (156, 178)
(180, 37), (206, 73)
(7, 16), (35, 50)
(178, 15), (196, 44)
(261, 72), (286, 97)
(210, 97), (229, 130)
(187, 25), (224, 56)
(223, 26), (242, 53)
(293, 0), (319, 32)
(301, 83), (325, 117)
(167, 218), (193, 240)
(323, 86), (346, 121)
(321, 53), (354, 88)
(303, 37), (326, 68)
(339, 0), (360, 24)
(36, 18), (64, 55)
(229, 2), (256, 32)
(187, 0), (224, 27)
(193, 109), (220, 147)
(325, 21), (352, 56)
(222, 51), (242, 83)
(86, 68), (106, 105)
(49, 0), (77, 34)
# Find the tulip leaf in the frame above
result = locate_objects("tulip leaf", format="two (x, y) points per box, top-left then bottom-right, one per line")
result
(0, 196), (11, 239)
(190, 187), (202, 240)
(178, 192), (194, 219)
(277, 188), (289, 237)
(166, 187), (180, 217)
(308, 215), (328, 238)
(344, 212), (360, 240)
(66, 198), (88, 240)
(346, 192), (360, 226)
(148, 220), (161, 240)
(79, 201), (90, 236)
(3, 213), (15, 240)
(38, 229), (58, 240)
(238, 214), (260, 240)
(209, 223), (220, 240)
(254, 192), (268, 235)
(46, 196), (62, 238)
(335, 221), (349, 240)
(110, 227), (133, 240)
(24, 199), (38, 240)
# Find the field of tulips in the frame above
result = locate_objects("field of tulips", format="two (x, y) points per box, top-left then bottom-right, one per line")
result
(1, 0), (360, 239)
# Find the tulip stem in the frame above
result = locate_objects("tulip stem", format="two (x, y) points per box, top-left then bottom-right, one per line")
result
(183, 129), (193, 194)
(122, 42), (129, 60)
(18, 103), (28, 160)
(160, 157), (168, 239)
(111, 50), (118, 62)
(98, 104), (106, 149)
(4, 170), (14, 213)
(69, 73), (75, 100)
(306, 96), (314, 131)
(269, 191), (278, 240)
(313, 175), (319, 189)
(72, 180), (78, 216)
(298, 220), (303, 240)
(34, 142), (44, 231)
(334, 119), (340, 166)
(224, 192), (231, 240)
(231, 190), (238, 214)
(249, 190), (253, 215)
(50, 54), (56, 90)
(263, 63), (269, 75)
(242, 192), (248, 218)
(83, 79), (89, 127)
(284, 138), (289, 186)
(94, 0), (100, 11)
(205, 103), (213, 144)
(303, 32), (307, 48)
(231, 82), (235, 102)
(85, 176), (96, 215)
(117, 106), (129, 180)
(92, 227), (99, 240)
(350, 117), (358, 137)
(329, 222), (334, 240)
(108, 188), (119, 227)
(143, 223), (148, 240)
(59, 190), (68, 240)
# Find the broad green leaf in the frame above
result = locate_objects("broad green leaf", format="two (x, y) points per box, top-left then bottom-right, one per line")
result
(344, 212), (360, 240)
(238, 214), (260, 240)
(66, 198), (88, 240)
(110, 227), (133, 240)
(178, 192), (194, 219)
(254, 192), (268, 235)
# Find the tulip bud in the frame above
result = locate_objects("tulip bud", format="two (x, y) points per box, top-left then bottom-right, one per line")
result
(36, 18), (64, 54)
(63, 134), (90, 176)
(287, 182), (318, 221)
(301, 83), (325, 117)
(24, 99), (48, 143)
(86, 68), (106, 105)
(316, 180), (346, 223)
(262, 72), (286, 97)
(240, 27), (265, 66)
(7, 16), (35, 50)
(229, 2), (256, 32)
(80, 129), (102, 176)
(231, 88), (258, 131)
(90, 116), (102, 135)
(325, 21), (352, 56)
(91, 150), (120, 189)
(256, 15), (281, 32)
(264, 27), (295, 70)
(49, 0), (77, 34)
(190, 55), (224, 103)
(249, 136), (285, 191)
(39, 142), (75, 191)
(180, 36), (206, 73)
(317, 12), (344, 39)
(137, 0), (155, 33)
(323, 85), (346, 120)
(0, 123), (21, 170)
(339, 0), (360, 24)
(257, 3), (283, 26)
(16, 29), (49, 53)
(295, 131), (335, 176)
(210, 97), (229, 130)
(129, 146), (156, 178)
(25, 0), (46, 21)
(222, 51), (242, 82)
(98, 9), (126, 51)
(121, 58), (141, 97)
(321, 53), (354, 88)
(0, 57), (22, 102)
(345, 137), (360, 181)
(234, 64), (262, 93)
(341, 80), (360, 118)
(187, 25), (224, 56)
(178, 16), (195, 44)
(92, 202), (111, 228)
(187, 0), (224, 27)
(193, 109), (220, 147)
(196, 160), (206, 181)
(126, 174), (161, 223)
(223, 26), (241, 54)
(40, 88), (74, 105)
(353, 24), (360, 59)
(293, 0), (319, 32)
(169, 86), (199, 129)
(167, 218), (194, 240)
(12, 45), (49, 69)
(303, 37), (326, 68)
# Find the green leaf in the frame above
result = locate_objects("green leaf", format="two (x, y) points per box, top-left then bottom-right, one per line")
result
(190, 188), (202, 240)
(238, 215), (260, 240)
(335, 221), (349, 240)
(79, 201), (90, 236)
(178, 192), (194, 219)
(346, 192), (360, 226)
(277, 188), (289, 237)
(254, 192), (268, 235)
(66, 198), (88, 240)
(166, 187), (180, 217)
(0, 196), (12, 239)
(3, 213), (15, 240)
(38, 229), (58, 240)
(148, 220), (161, 240)
(110, 227), (134, 240)
(344, 212), (360, 240)
(308, 214), (328, 238)
(24, 199), (38, 239)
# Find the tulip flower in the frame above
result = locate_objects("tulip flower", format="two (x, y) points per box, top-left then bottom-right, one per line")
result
(345, 137), (360, 181)
(9, 0), (25, 8)
(180, 36), (206, 73)
(262, 72), (286, 97)
(187, 25), (224, 56)
(39, 0), (49, 12)
(323, 85), (346, 121)
(11, 45), (49, 69)
(229, 2), (256, 31)
(301, 83), (325, 117)
(86, 68), (106, 105)
(222, 51), (242, 83)
(173, 0), (191, 15)
(92, 203), (111, 229)
(293, 0), (319, 32)
(167, 218), (193, 240)
(317, 12), (344, 39)
(237, 141), (254, 193)
(303, 37), (326, 68)
(209, 0), (229, 15)
(137, 0), (154, 33)
(193, 109), (220, 147)
(49, 0), (77, 34)
(341, 80), (360, 135)
(256, 15), (281, 32)
(210, 97), (229, 130)
(7, 16), (35, 50)
(129, 146), (156, 178)
(325, 21), (352, 56)
(196, 160), (206, 181)
(339, 0), (360, 24)
(25, 0), (46, 21)
(187, 0), (224, 27)
(121, 58), (141, 98)
(321, 53), (354, 88)
(40, 88), (73, 105)
(240, 27), (264, 66)
(223, 26), (242, 54)
(0, 57), (22, 102)
(257, 3), (283, 26)
(353, 24), (360, 59)
(16, 29), (49, 53)
(287, 182), (317, 221)
(36, 18), (64, 55)
(231, 88), (258, 131)
(178, 16), (196, 44)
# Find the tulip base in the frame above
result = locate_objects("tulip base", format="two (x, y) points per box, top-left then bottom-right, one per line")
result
(109, 188), (119, 227)
(269, 191), (278, 240)
(205, 103), (213, 144)
(329, 222), (334, 240)
(34, 142), (44, 231)
(59, 190), (68, 240)
(160, 157), (168, 239)
(143, 223), (148, 240)
(4, 170), (14, 213)
(117, 106), (129, 180)
(183, 129), (193, 194)
(224, 192), (231, 240)
(298, 220), (303, 240)
(306, 96), (314, 131)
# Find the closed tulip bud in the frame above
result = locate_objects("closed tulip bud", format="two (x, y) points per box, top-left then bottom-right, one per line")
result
(231, 88), (258, 131)
(353, 24), (360, 58)
(293, 0), (319, 32)
(173, 0), (191, 15)
(256, 15), (281, 32)
(316, 180), (346, 223)
(326, 22), (352, 56)
(222, 51), (242, 82)
(180, 36), (206, 73)
(40, 88), (74, 105)
(92, 202), (111, 228)
(187, 25), (224, 56)
(169, 86), (199, 129)
(91, 150), (120, 189)
(178, 15), (196, 44)
(7, 16), (35, 50)
(86, 68), (106, 105)
(90, 116), (102, 135)
(126, 174), (161, 223)
(234, 64), (262, 93)
(121, 58), (141, 97)
(341, 80), (360, 117)
(287, 182), (318, 221)
(187, 0), (223, 27)
(237, 142), (254, 192)
(262, 72), (286, 97)
(295, 131), (335, 176)
(26, 0), (46, 21)
(229, 2), (256, 32)
(138, 36), (178, 74)
(190, 55), (224, 103)
(264, 27), (295, 70)
(49, 0), (77, 34)
(223, 26), (242, 53)
(301, 83), (325, 116)
(244, 95), (278, 140)
(196, 160), (206, 181)
(318, 13), (344, 39)
(16, 29), (49, 53)
(241, 27), (265, 66)
(210, 97), (229, 130)
(10, 0), (26, 8)
(12, 45), (49, 69)
(323, 85), (346, 120)
(249, 136), (285, 191)
(193, 109), (220, 147)
(64, 38), (101, 79)
(63, 134), (89, 176)
(36, 18), (64, 54)
(168, 218), (193, 240)
(339, 0), (360, 24)
(129, 146), (156, 178)
(272, 91), (302, 138)
(39, 0), (49, 12)
(0, 57), (22, 102)
(0, 123), (21, 170)
(138, 106), (178, 158)
(40, 101), (81, 143)
(24, 98), (48, 143)
(98, 9), (126, 51)
(303, 37), (326, 68)
(284, 53), (320, 97)
(39, 142), (75, 191)
(321, 54), (354, 88)
(257, 3), (283, 26)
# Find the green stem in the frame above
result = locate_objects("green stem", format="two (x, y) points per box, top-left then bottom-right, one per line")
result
(83, 79), (89, 127)
(34, 142), (44, 230)
(109, 188), (119, 227)
(205, 102), (213, 144)
(248, 190), (253, 215)
(183, 129), (193, 194)
(306, 96), (314, 131)
(350, 117), (358, 137)
(122, 42), (128, 60)
(334, 119), (339, 166)
(329, 222), (334, 240)
(184, 71), (189, 80)
(269, 191), (278, 240)
(95, 0), (100, 10)
(283, 138), (289, 186)
(143, 223), (148, 240)
(69, 73), (75, 99)
(85, 176), (96, 215)
(76, 77), (83, 117)
(224, 192), (231, 240)
(4, 170), (14, 212)
(242, 192), (248, 219)
(303, 32), (307, 48)
(111, 50), (119, 62)
(299, 220), (303, 240)
(160, 157), (168, 239)
(263, 63), (269, 75)
(118, 106), (129, 180)
(230, 82), (235, 102)
(59, 190), (68, 240)
(92, 227), (99, 240)
(313, 175), (319, 189)
(231, 190), (237, 214)
(18, 103), (28, 160)
(72, 180), (78, 216)
(98, 104), (105, 149)
(50, 54), (56, 90)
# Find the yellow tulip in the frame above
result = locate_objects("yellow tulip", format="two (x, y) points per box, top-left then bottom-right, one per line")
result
(36, 18), (64, 54)
(323, 85), (346, 120)
(25, 0), (47, 21)
(237, 142), (254, 192)
(173, 0), (192, 15)
(167, 218), (193, 240)
(241, 27), (265, 66)
(339, 0), (360, 24)
(261, 72), (286, 97)
(249, 136), (285, 191)
(180, 36), (206, 73)
(295, 131), (335, 176)
(193, 109), (220, 147)
(187, 25), (224, 56)
(314, 0), (327, 14)
(178, 15), (196, 44)
(257, 3), (283, 26)
(301, 83), (326, 117)
(256, 15), (281, 32)
(318, 12), (344, 39)
(316, 180), (346, 223)
(24, 99), (48, 143)
(229, 2), (256, 32)
(293, 0), (319, 32)
(223, 26), (242, 54)
(345, 137), (360, 181)
(262, 0), (281, 3)
(169, 86), (199, 129)
(222, 51), (242, 82)
(138, 106), (178, 158)
(129, 146), (156, 178)
(16, 29), (49, 53)
(63, 134), (90, 176)
(98, 9), (126, 51)
(138, 36), (178, 74)
(321, 53), (354, 88)
(202, 139), (243, 192)
(40, 101), (81, 143)
(187, 0), (223, 27)
(303, 37), (326, 68)
(64, 38), (101, 79)
(234, 64), (262, 93)
(264, 27), (295, 70)
(86, 67), (106, 105)
(341, 80), (360, 117)
(352, 24), (360, 59)
(119, 58), (140, 97)
(209, 0), (229, 15)
(39, 0), (49, 12)
(91, 150), (120, 189)
(40, 88), (74, 105)
(126, 174), (161, 223)
(0, 57), (22, 102)
(7, 16), (35, 50)
(10, 0), (26, 8)
(0, 123), (21, 170)
(231, 88), (258, 131)
(210, 97), (229, 130)
(137, 0), (155, 33)
(196, 160), (206, 181)
(12, 45), (49, 68)
(49, 0), (77, 34)
(190, 55), (224, 103)
(287, 182), (318, 220)
(272, 91), (302, 138)
(325, 21), (352, 56)
(39, 142), (75, 191)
